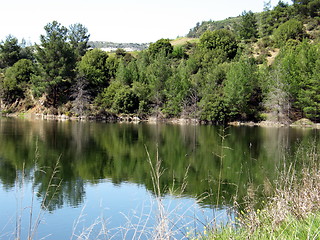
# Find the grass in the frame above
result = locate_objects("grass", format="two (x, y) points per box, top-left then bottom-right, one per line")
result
(69, 146), (211, 240)
(170, 37), (199, 47)
(205, 144), (320, 240)
(206, 213), (320, 240)
(1, 144), (62, 240)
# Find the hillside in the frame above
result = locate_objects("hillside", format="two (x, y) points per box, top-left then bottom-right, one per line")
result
(187, 16), (242, 38)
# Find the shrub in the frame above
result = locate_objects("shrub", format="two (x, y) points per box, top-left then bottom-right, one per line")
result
(273, 19), (305, 47)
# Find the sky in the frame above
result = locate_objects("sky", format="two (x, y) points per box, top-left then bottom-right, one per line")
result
(0, 0), (291, 44)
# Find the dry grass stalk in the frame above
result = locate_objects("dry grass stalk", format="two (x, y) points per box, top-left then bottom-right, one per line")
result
(238, 144), (320, 236)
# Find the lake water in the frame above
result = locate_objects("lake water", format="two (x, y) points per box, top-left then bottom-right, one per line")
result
(0, 118), (318, 239)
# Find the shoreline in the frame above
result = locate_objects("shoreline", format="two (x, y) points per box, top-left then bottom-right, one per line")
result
(1, 112), (320, 129)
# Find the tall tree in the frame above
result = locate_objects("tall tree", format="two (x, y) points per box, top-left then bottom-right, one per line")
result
(35, 21), (76, 107)
(264, 66), (291, 123)
(77, 48), (109, 96)
(259, 1), (272, 37)
(275, 41), (320, 120)
(146, 52), (172, 115)
(68, 23), (90, 60)
(260, 1), (293, 36)
(292, 0), (320, 17)
(224, 58), (260, 120)
(0, 35), (21, 68)
(238, 11), (258, 40)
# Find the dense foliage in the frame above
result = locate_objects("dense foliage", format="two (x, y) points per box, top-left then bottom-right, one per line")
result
(1, 1), (320, 123)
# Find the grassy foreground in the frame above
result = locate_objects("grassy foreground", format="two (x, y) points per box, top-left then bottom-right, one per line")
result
(204, 146), (320, 240)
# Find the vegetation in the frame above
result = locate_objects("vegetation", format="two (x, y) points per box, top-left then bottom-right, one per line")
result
(1, 1), (320, 123)
(205, 145), (320, 240)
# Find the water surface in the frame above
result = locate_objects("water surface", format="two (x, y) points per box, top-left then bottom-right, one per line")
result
(0, 118), (318, 239)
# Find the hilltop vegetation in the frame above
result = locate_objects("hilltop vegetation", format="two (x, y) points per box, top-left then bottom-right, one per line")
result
(187, 16), (241, 38)
(1, 0), (320, 123)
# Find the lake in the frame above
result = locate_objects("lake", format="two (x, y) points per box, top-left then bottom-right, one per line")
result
(0, 117), (318, 239)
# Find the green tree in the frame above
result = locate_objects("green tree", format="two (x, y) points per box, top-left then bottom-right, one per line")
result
(77, 48), (109, 95)
(260, 1), (293, 36)
(294, 42), (320, 120)
(162, 60), (191, 117)
(199, 86), (225, 123)
(273, 19), (305, 46)
(259, 1), (272, 37)
(68, 23), (90, 59)
(0, 35), (22, 68)
(293, 0), (320, 17)
(198, 64), (227, 122)
(224, 58), (260, 120)
(1, 59), (34, 103)
(35, 21), (76, 107)
(112, 85), (139, 114)
(96, 81), (139, 114)
(238, 11), (258, 40)
(116, 59), (139, 86)
(275, 41), (320, 121)
(199, 29), (238, 59)
(146, 52), (172, 115)
(148, 38), (173, 56)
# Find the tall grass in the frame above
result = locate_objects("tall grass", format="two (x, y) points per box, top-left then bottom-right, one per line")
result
(2, 144), (62, 240)
(69, 146), (212, 240)
(208, 143), (320, 239)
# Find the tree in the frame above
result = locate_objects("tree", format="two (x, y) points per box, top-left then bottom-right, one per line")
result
(77, 48), (109, 95)
(273, 19), (305, 46)
(2, 59), (34, 103)
(264, 66), (291, 123)
(275, 41), (320, 121)
(0, 35), (22, 68)
(199, 29), (238, 59)
(292, 0), (320, 17)
(162, 60), (191, 117)
(35, 21), (76, 107)
(71, 75), (90, 116)
(68, 23), (90, 59)
(148, 39), (173, 56)
(146, 52), (172, 115)
(260, 1), (293, 36)
(96, 81), (139, 114)
(198, 64), (227, 122)
(112, 85), (139, 114)
(224, 58), (260, 120)
(116, 59), (139, 86)
(295, 42), (320, 121)
(259, 1), (272, 37)
(238, 11), (258, 40)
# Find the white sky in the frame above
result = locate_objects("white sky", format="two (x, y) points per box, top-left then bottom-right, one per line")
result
(0, 0), (291, 44)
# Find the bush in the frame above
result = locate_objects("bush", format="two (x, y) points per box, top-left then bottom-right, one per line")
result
(273, 19), (305, 47)
(112, 87), (139, 114)
(199, 29), (238, 59)
(96, 81), (139, 114)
